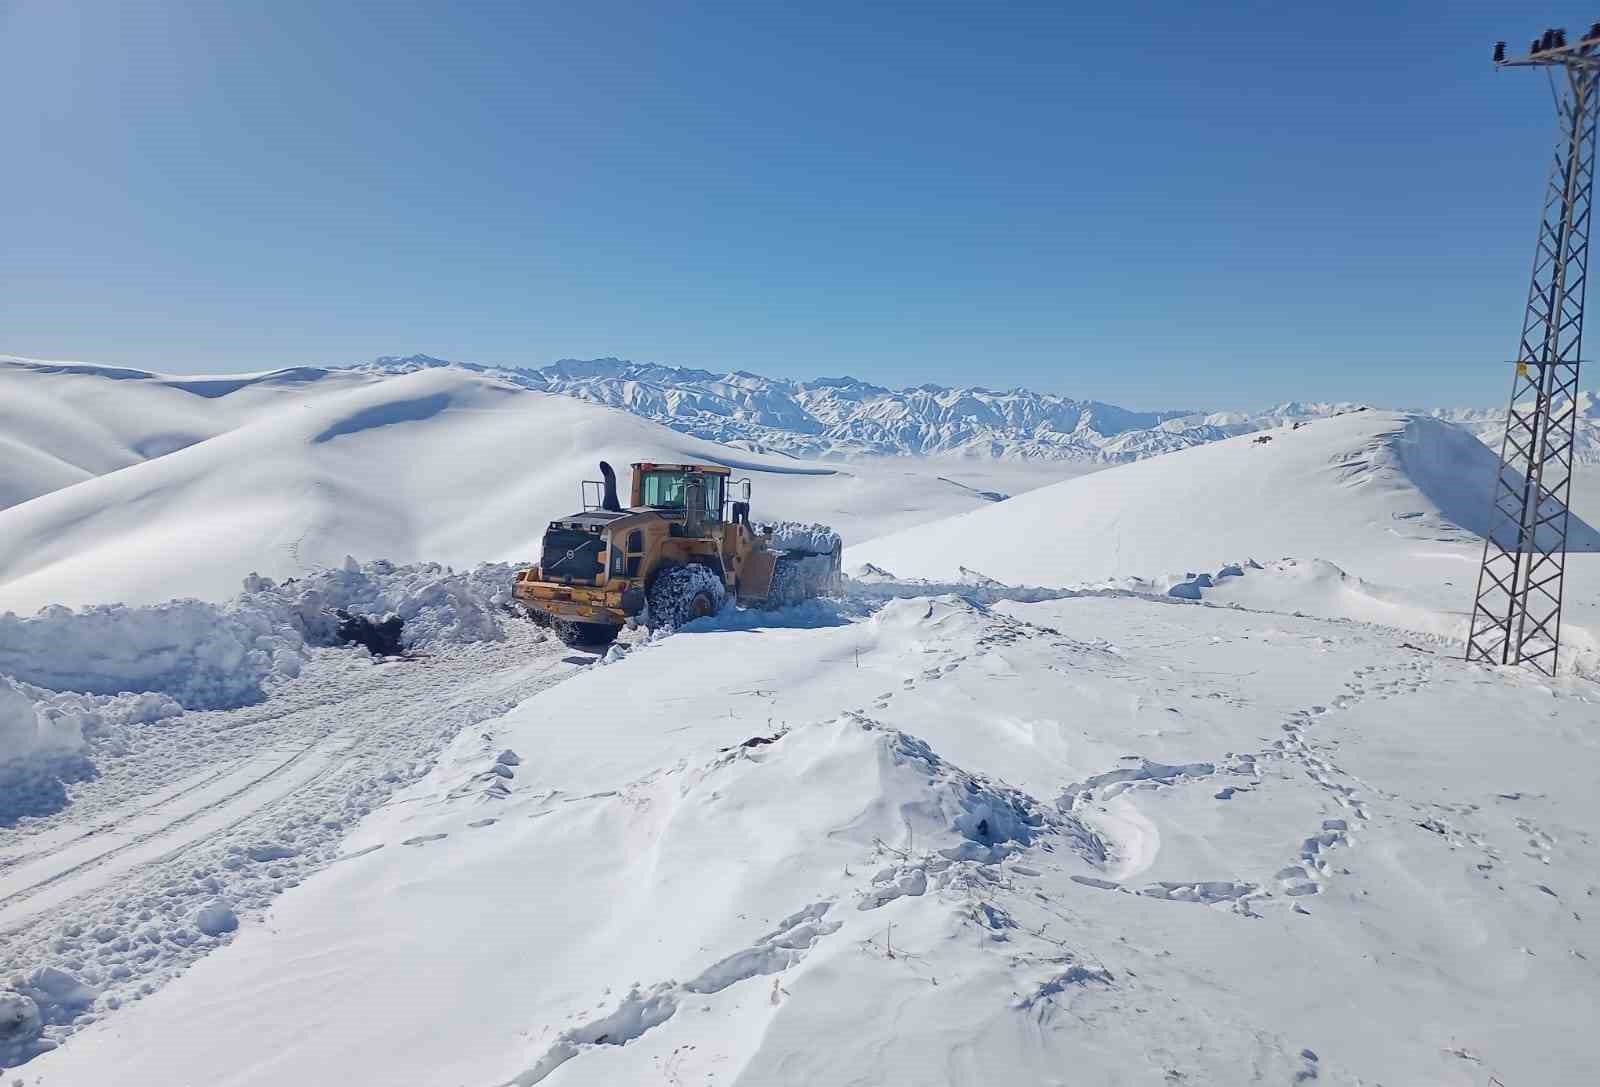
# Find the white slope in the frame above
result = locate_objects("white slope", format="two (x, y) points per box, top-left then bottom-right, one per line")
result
(0, 362), (1074, 614)
(0, 357), (375, 511)
(21, 593), (1600, 1086)
(850, 410), (1600, 659)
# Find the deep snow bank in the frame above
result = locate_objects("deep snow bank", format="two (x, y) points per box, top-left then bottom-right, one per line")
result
(0, 560), (514, 710)
(0, 560), (518, 823)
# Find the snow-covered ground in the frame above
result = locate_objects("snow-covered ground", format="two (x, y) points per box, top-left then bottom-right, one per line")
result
(0, 562), (584, 1067)
(3, 362), (1600, 1085)
(14, 591), (1598, 1086)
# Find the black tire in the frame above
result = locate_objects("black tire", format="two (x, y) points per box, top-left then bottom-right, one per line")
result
(647, 564), (727, 630)
(554, 620), (620, 648)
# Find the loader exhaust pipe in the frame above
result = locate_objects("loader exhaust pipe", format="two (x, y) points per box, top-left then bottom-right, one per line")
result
(599, 461), (622, 512)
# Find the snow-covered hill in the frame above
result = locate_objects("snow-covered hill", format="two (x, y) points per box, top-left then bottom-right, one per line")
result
(0, 360), (375, 511)
(852, 409), (1600, 666)
(0, 358), (1088, 613)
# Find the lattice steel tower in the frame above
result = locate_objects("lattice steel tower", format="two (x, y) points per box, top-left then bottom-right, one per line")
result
(1467, 26), (1600, 675)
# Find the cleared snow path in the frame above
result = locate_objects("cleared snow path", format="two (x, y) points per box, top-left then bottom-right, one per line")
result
(0, 623), (578, 1055)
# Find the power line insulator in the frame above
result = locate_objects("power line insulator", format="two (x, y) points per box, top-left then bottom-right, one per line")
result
(1588, 21), (1600, 41)
(1556, 28), (1568, 48)
(1494, 41), (1507, 63)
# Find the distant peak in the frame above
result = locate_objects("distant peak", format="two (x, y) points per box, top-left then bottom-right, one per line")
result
(371, 354), (457, 368)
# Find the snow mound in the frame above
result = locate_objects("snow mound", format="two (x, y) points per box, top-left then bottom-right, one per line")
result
(0, 600), (302, 709)
(240, 559), (517, 650)
(0, 560), (514, 710)
(0, 560), (516, 823)
(872, 721), (1064, 864)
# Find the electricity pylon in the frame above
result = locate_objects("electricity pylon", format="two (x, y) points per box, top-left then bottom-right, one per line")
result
(1467, 26), (1600, 676)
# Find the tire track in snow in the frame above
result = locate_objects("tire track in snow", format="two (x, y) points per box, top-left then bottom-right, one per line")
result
(0, 762), (244, 876)
(0, 735), (343, 926)
(0, 624), (580, 1055)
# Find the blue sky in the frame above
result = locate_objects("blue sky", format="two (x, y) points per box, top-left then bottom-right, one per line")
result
(0, 1), (1577, 409)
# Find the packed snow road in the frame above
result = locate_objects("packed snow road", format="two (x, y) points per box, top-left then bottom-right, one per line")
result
(0, 622), (581, 1059)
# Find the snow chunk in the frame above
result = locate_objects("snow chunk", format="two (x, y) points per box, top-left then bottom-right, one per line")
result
(0, 677), (93, 825)
(11, 967), (95, 1027)
(0, 676), (83, 765)
(758, 520), (842, 555)
(194, 901), (239, 937)
(0, 990), (43, 1066)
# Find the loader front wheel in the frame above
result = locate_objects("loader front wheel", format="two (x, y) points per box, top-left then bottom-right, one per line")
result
(647, 564), (726, 630)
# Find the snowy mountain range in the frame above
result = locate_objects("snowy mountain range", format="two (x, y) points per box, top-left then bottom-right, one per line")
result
(355, 354), (1600, 464)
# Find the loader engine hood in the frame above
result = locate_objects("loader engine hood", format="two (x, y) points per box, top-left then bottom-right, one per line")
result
(539, 511), (624, 582)
(540, 509), (664, 584)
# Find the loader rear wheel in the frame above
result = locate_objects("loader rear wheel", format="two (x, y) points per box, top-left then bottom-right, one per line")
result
(647, 564), (726, 630)
(553, 620), (620, 648)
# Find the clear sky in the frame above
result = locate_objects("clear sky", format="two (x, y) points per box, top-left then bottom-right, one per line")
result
(0, 1), (1581, 409)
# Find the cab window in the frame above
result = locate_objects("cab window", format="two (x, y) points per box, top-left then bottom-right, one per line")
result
(641, 471), (686, 508)
(641, 471), (723, 520)
(701, 474), (724, 521)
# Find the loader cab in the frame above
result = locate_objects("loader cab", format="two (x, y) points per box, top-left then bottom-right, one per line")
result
(631, 463), (732, 534)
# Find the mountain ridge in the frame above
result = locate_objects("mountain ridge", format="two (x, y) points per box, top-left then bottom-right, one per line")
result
(354, 354), (1301, 462)
(357, 353), (1600, 464)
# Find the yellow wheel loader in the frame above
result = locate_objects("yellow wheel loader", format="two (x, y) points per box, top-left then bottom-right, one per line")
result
(512, 461), (842, 647)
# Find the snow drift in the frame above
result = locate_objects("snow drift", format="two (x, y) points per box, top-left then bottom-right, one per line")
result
(0, 560), (516, 823)
(0, 561), (511, 709)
